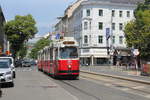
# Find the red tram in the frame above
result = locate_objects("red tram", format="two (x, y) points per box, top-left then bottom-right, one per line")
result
(37, 37), (79, 79)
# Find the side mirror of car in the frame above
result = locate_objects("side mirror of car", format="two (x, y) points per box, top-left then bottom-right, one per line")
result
(10, 64), (14, 69)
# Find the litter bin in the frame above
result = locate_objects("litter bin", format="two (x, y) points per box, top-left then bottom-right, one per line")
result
(141, 62), (150, 76)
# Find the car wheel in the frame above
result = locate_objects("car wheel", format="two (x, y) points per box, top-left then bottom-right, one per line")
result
(13, 72), (16, 78)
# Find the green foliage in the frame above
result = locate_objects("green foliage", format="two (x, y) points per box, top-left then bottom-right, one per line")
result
(4, 14), (38, 58)
(17, 44), (28, 59)
(29, 38), (51, 59)
(124, 0), (150, 60)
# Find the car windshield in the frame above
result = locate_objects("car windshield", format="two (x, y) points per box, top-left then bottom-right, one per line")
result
(60, 47), (78, 59)
(0, 61), (9, 68)
(0, 58), (12, 64)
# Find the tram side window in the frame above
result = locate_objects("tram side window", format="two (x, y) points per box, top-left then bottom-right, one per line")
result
(55, 48), (58, 60)
(50, 48), (53, 60)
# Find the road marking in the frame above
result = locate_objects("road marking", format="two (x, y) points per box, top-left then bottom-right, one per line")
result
(64, 90), (79, 100)
(145, 94), (150, 98)
(121, 88), (130, 91)
(81, 76), (150, 99)
(132, 86), (145, 89)
(104, 83), (112, 86)
(16, 68), (33, 72)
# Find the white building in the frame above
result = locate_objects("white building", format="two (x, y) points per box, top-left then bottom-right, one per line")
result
(55, 0), (143, 66)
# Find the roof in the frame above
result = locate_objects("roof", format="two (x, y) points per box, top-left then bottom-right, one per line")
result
(85, 0), (144, 4)
(0, 59), (9, 62)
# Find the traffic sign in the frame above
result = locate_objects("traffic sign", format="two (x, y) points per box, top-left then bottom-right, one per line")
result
(55, 33), (60, 39)
(106, 28), (110, 40)
(133, 49), (140, 56)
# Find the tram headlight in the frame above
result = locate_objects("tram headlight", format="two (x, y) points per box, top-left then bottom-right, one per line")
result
(68, 65), (71, 69)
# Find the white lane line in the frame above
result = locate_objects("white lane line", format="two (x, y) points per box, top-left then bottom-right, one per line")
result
(132, 86), (145, 89)
(121, 88), (130, 91)
(104, 83), (112, 86)
(64, 89), (79, 100)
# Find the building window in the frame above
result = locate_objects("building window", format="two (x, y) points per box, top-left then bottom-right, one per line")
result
(112, 23), (115, 30)
(112, 10), (115, 17)
(89, 21), (91, 30)
(98, 22), (103, 30)
(119, 23), (123, 30)
(84, 35), (88, 43)
(80, 24), (82, 31)
(81, 10), (83, 18)
(127, 11), (130, 17)
(119, 36), (123, 44)
(119, 11), (123, 17)
(98, 36), (103, 43)
(86, 9), (90, 16)
(112, 36), (115, 44)
(84, 22), (88, 30)
(99, 9), (103, 16)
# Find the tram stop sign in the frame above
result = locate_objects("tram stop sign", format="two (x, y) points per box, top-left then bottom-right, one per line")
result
(133, 49), (140, 56)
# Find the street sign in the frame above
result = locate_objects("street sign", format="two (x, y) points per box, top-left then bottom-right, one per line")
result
(106, 28), (110, 40)
(133, 49), (140, 56)
(55, 33), (60, 39)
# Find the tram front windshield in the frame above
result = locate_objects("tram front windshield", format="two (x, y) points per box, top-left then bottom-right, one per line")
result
(60, 47), (78, 59)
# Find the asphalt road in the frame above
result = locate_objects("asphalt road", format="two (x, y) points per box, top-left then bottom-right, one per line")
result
(0, 66), (150, 100)
(0, 67), (77, 100)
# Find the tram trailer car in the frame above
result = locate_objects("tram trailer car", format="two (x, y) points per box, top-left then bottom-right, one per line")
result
(38, 37), (79, 79)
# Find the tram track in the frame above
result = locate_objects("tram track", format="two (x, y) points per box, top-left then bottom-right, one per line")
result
(60, 80), (101, 100)
(80, 71), (150, 98)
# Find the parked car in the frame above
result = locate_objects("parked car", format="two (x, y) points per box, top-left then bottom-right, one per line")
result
(0, 56), (16, 78)
(30, 60), (37, 66)
(15, 59), (22, 67)
(22, 61), (31, 67)
(0, 60), (14, 87)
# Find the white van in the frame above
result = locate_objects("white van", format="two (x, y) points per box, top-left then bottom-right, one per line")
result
(0, 57), (16, 78)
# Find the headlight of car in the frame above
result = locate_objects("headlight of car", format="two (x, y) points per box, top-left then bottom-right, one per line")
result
(5, 71), (12, 75)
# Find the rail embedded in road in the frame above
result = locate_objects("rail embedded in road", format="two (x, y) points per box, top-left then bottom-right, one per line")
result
(80, 71), (150, 99)
(80, 70), (150, 85)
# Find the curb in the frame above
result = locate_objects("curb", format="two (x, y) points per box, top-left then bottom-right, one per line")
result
(81, 70), (150, 85)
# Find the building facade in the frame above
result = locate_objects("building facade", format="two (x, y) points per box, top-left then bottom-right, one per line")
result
(0, 6), (7, 54)
(55, 0), (143, 66)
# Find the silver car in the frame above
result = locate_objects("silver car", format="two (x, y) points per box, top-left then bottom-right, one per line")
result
(0, 60), (14, 87)
(0, 57), (16, 78)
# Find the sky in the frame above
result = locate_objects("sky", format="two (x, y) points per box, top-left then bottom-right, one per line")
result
(0, 0), (75, 38)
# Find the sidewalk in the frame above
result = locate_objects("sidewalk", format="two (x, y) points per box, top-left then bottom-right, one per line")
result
(80, 65), (150, 83)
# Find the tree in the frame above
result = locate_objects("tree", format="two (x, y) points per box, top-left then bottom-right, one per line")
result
(124, 0), (150, 61)
(4, 14), (38, 58)
(17, 43), (28, 59)
(29, 38), (51, 59)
